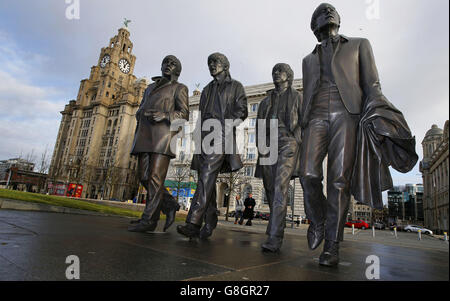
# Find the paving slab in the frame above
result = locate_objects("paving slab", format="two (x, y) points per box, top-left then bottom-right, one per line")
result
(0, 209), (448, 281)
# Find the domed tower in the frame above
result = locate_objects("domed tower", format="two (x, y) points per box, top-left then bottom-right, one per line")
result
(420, 124), (444, 232)
(422, 125), (444, 160)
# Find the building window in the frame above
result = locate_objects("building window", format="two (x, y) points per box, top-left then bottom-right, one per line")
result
(245, 166), (254, 177)
(262, 189), (269, 205)
(247, 147), (256, 160)
(248, 133), (256, 144)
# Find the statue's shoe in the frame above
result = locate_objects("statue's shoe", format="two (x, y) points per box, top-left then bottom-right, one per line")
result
(128, 221), (157, 233)
(319, 240), (340, 267)
(261, 236), (283, 253)
(176, 223), (200, 238)
(307, 222), (325, 250)
(199, 224), (214, 240)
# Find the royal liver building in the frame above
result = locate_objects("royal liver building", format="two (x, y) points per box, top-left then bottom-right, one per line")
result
(48, 27), (306, 218)
(48, 27), (147, 200)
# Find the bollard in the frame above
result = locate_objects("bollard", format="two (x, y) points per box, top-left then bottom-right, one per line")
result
(352, 224), (355, 235)
(418, 230), (422, 241)
(372, 226), (375, 238)
(394, 227), (398, 239)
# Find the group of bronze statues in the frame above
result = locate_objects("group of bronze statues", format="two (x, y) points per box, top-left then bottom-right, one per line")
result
(127, 3), (418, 267)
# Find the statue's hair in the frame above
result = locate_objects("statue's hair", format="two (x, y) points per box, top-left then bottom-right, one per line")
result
(208, 52), (230, 73)
(162, 55), (182, 76)
(272, 63), (294, 87)
(311, 3), (341, 37)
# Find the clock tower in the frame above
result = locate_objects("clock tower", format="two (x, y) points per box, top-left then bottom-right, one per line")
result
(49, 27), (149, 201)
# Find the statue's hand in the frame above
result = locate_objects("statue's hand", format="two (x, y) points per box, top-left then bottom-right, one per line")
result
(151, 112), (168, 122)
(144, 110), (167, 122)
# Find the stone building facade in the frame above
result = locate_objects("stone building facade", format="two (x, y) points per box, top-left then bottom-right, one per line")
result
(348, 196), (372, 223)
(420, 122), (449, 233)
(48, 27), (147, 200)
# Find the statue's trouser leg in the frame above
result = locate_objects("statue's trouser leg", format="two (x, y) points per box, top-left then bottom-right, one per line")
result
(300, 87), (358, 242)
(137, 153), (158, 222)
(203, 187), (218, 230)
(186, 153), (225, 226)
(266, 137), (299, 239)
(139, 156), (176, 217)
(138, 153), (171, 223)
(262, 164), (276, 235)
(299, 119), (329, 229)
(326, 93), (358, 242)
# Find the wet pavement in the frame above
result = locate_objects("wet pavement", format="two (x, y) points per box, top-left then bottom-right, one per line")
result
(0, 209), (448, 281)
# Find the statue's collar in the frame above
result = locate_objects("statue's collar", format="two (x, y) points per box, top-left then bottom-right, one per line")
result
(213, 74), (232, 85)
(312, 34), (349, 54)
(151, 76), (177, 85)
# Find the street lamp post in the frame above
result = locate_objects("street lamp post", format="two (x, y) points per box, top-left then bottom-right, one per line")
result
(224, 187), (230, 221)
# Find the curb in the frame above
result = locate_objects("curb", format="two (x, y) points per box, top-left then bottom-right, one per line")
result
(0, 198), (129, 218)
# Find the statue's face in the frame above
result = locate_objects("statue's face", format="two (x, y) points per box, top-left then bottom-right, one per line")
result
(208, 58), (225, 77)
(272, 67), (289, 85)
(315, 3), (340, 31)
(161, 58), (179, 77)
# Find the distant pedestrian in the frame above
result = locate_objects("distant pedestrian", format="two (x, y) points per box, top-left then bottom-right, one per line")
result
(239, 193), (256, 226)
(234, 195), (244, 224)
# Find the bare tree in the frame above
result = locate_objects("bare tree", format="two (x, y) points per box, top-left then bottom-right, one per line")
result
(23, 149), (37, 170)
(102, 165), (123, 200)
(79, 159), (96, 198)
(222, 156), (248, 221)
(37, 145), (51, 174)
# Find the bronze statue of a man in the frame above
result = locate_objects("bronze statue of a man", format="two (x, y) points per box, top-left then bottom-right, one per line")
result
(177, 52), (248, 239)
(300, 3), (387, 266)
(128, 55), (189, 233)
(301, 3), (418, 267)
(255, 63), (302, 252)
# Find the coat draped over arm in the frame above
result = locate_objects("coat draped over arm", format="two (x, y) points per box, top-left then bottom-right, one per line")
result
(351, 95), (418, 209)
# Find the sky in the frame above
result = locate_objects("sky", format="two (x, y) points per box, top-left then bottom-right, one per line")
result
(0, 0), (448, 189)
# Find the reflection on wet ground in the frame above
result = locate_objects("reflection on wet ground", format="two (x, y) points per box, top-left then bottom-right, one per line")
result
(0, 210), (448, 281)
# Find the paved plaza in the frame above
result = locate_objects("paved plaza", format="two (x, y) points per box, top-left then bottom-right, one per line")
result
(0, 209), (448, 281)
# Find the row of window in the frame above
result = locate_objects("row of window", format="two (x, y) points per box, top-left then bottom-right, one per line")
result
(82, 111), (93, 118)
(82, 119), (91, 128)
(109, 110), (120, 117)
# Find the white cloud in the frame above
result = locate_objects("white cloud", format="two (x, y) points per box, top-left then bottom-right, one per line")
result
(0, 33), (66, 163)
(0, 70), (64, 120)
